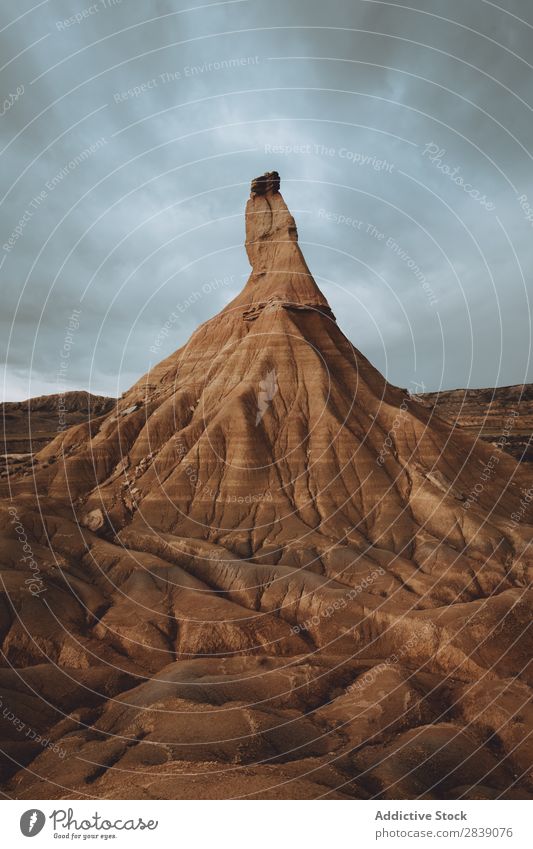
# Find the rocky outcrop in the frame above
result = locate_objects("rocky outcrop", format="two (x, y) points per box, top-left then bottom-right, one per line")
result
(2, 390), (114, 416)
(0, 175), (531, 800)
(250, 170), (280, 196)
(1, 391), (115, 460)
(420, 384), (533, 463)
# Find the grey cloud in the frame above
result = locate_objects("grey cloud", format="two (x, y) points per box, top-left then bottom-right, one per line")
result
(1, 0), (532, 400)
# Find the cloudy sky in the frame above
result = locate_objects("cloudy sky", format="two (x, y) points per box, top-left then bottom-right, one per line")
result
(1, 0), (532, 400)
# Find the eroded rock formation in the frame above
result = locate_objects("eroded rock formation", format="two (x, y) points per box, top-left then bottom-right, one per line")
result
(0, 175), (531, 800)
(420, 384), (533, 463)
(1, 391), (115, 460)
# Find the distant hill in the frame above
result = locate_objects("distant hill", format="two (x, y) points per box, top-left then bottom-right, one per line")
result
(420, 383), (533, 462)
(1, 391), (115, 462)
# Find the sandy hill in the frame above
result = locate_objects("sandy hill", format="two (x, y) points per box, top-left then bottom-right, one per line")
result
(0, 173), (531, 800)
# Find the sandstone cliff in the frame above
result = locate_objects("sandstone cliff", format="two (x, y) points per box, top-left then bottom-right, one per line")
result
(0, 175), (531, 800)
(421, 384), (533, 463)
(1, 391), (115, 459)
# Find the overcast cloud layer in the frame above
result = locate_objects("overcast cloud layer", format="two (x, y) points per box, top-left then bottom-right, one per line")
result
(1, 0), (533, 401)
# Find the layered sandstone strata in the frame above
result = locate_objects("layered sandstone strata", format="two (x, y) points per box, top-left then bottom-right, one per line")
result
(0, 176), (531, 800)
(421, 385), (533, 463)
